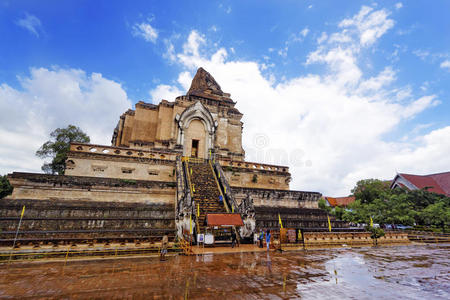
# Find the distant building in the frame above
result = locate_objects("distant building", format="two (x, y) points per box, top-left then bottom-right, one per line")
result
(324, 196), (355, 207)
(390, 172), (450, 196)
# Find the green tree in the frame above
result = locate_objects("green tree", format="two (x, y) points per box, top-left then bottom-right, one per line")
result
(420, 199), (450, 232)
(343, 199), (372, 224)
(0, 175), (13, 199)
(379, 193), (416, 226)
(318, 198), (332, 213)
(36, 125), (90, 175)
(333, 206), (345, 220)
(351, 179), (391, 204)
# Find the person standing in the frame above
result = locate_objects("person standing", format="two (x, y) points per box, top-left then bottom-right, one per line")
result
(259, 230), (264, 248)
(160, 234), (168, 261)
(265, 230), (271, 251)
(231, 230), (237, 248)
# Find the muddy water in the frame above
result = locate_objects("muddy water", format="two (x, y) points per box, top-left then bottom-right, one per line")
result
(0, 244), (448, 299)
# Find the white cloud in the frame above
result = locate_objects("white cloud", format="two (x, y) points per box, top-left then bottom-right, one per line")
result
(278, 47), (288, 57)
(413, 49), (430, 60)
(338, 6), (394, 47)
(317, 32), (328, 44)
(290, 27), (310, 43)
(153, 5), (446, 196)
(307, 5), (396, 87)
(395, 3), (403, 9)
(300, 27), (310, 38)
(0, 67), (131, 175)
(132, 22), (158, 43)
(440, 60), (450, 71)
(16, 13), (42, 37)
(149, 84), (183, 103)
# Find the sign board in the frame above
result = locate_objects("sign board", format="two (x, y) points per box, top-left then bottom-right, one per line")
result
(205, 234), (214, 245)
(288, 229), (296, 243)
(197, 234), (204, 243)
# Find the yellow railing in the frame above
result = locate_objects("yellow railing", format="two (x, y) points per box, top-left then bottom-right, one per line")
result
(209, 160), (241, 244)
(185, 160), (194, 197)
(184, 159), (199, 234)
(178, 238), (192, 255)
(209, 159), (230, 213)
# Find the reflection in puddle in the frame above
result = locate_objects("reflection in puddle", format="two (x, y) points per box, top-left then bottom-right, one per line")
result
(0, 244), (448, 299)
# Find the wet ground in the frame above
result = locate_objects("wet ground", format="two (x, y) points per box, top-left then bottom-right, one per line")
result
(0, 244), (448, 299)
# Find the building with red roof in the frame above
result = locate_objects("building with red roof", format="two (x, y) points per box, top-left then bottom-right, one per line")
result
(390, 172), (450, 196)
(324, 196), (356, 207)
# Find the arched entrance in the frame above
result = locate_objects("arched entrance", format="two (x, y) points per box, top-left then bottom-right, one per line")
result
(176, 101), (217, 159)
(184, 119), (207, 158)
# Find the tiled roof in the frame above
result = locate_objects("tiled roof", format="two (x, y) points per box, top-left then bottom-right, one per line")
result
(325, 196), (355, 207)
(206, 213), (244, 226)
(399, 172), (450, 195)
(429, 172), (450, 195)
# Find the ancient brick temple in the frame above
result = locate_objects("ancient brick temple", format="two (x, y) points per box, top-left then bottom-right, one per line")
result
(4, 68), (343, 246)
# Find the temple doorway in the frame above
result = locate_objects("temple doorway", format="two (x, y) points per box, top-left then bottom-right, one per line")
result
(191, 139), (199, 157)
(183, 119), (207, 159)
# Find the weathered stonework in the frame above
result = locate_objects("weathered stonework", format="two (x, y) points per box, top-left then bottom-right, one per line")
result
(8, 172), (176, 204)
(66, 144), (177, 182)
(111, 69), (246, 161)
(232, 187), (320, 209)
(5, 67), (327, 246)
(0, 198), (175, 247)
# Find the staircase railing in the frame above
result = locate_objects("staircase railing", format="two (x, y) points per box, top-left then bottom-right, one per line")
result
(175, 156), (194, 240)
(213, 161), (240, 214)
(178, 237), (193, 255)
(184, 158), (200, 235)
(208, 159), (230, 212)
(209, 160), (242, 243)
(175, 157), (186, 215)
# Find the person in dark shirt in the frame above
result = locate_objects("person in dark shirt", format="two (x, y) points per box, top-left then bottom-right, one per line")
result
(231, 230), (237, 248)
(259, 230), (264, 248)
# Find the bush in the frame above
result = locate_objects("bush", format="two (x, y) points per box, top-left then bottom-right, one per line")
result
(366, 226), (385, 245)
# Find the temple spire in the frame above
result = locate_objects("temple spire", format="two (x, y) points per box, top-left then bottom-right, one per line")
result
(187, 67), (224, 97)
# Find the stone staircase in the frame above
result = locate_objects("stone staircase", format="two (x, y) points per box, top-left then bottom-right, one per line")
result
(188, 161), (226, 234)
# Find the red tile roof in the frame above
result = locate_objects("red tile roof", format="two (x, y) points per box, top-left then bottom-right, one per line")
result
(325, 196), (355, 207)
(399, 172), (450, 195)
(429, 172), (450, 195)
(206, 213), (244, 226)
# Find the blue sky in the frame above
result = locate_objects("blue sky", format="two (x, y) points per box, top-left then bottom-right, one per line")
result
(1, 0), (449, 195)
